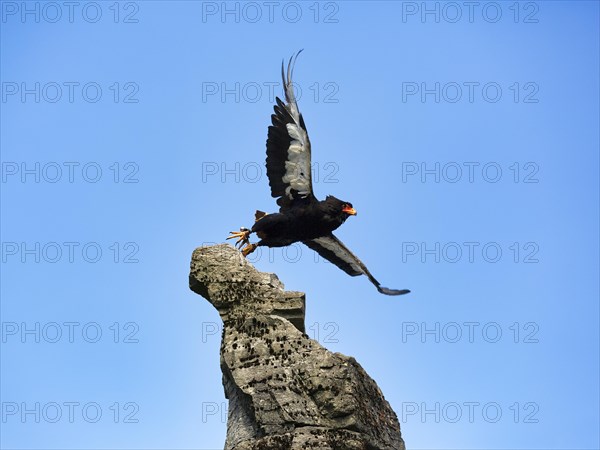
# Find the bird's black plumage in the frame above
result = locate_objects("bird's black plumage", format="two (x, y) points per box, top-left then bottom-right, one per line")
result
(227, 51), (410, 296)
(251, 196), (352, 247)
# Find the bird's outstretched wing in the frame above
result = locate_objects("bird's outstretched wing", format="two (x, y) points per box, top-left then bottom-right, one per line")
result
(266, 50), (314, 210)
(303, 234), (410, 296)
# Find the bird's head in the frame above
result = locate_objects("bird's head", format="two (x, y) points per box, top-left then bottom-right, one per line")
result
(324, 195), (357, 221)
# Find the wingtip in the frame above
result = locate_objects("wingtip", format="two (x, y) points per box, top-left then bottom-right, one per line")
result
(282, 50), (304, 105)
(286, 50), (304, 81)
(378, 287), (411, 296)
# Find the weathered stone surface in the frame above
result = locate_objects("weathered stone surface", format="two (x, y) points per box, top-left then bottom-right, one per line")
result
(190, 244), (405, 450)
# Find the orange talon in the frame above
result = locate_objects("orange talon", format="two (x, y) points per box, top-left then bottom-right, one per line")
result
(241, 243), (258, 257)
(226, 228), (250, 248)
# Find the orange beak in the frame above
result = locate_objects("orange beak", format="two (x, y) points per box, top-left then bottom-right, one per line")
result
(342, 206), (357, 216)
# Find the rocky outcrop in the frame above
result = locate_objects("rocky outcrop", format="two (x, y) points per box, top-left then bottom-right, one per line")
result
(189, 244), (405, 450)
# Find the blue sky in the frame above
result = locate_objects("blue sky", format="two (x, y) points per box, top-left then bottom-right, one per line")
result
(1, 1), (599, 449)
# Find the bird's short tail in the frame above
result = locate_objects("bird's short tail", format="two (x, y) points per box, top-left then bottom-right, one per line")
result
(255, 210), (268, 222)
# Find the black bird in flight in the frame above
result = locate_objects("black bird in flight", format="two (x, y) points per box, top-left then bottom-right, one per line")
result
(228, 51), (410, 296)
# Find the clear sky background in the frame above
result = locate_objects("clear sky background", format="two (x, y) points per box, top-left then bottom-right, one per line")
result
(1, 1), (599, 449)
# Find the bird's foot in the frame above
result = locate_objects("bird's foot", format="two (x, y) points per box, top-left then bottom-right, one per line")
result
(241, 243), (258, 257)
(227, 227), (251, 249)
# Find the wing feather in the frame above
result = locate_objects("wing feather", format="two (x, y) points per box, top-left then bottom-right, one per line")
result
(303, 235), (411, 296)
(266, 50), (313, 210)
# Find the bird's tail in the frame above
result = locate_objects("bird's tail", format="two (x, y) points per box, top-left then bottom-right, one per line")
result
(254, 210), (268, 222)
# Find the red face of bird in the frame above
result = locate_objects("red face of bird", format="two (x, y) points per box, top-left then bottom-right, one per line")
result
(341, 203), (357, 216)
